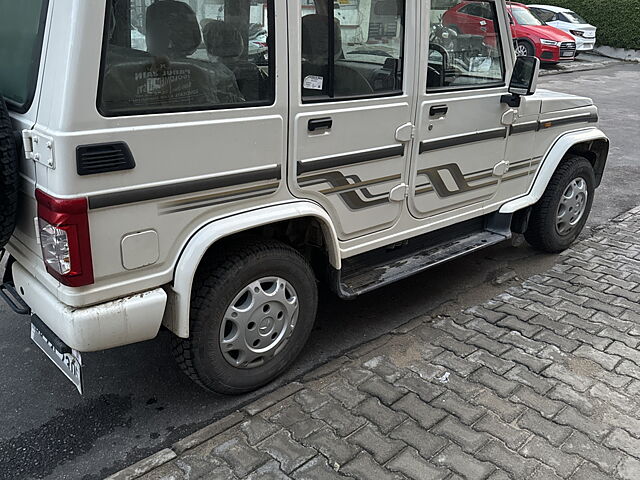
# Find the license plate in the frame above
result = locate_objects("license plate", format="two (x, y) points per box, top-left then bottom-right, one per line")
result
(31, 321), (83, 394)
(562, 51), (575, 57)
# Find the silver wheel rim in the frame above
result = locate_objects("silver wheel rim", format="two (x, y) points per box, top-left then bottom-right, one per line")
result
(220, 277), (299, 369)
(556, 177), (588, 235)
(515, 44), (528, 57)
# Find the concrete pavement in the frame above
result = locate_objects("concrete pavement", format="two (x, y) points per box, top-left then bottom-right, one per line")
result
(110, 206), (640, 479)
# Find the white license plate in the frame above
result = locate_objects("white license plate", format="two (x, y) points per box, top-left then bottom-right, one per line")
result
(562, 51), (575, 57)
(31, 321), (83, 394)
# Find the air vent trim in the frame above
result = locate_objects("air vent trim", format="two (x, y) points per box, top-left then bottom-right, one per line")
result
(76, 142), (135, 176)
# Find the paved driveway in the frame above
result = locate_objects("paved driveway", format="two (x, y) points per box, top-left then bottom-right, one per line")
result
(120, 206), (640, 480)
(0, 62), (638, 480)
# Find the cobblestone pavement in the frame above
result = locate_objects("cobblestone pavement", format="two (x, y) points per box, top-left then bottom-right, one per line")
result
(113, 206), (640, 480)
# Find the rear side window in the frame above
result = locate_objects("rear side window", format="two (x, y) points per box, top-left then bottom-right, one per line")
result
(300, 0), (406, 102)
(0, 0), (49, 113)
(98, 0), (274, 116)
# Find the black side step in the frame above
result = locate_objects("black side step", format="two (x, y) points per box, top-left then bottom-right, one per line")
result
(333, 213), (512, 299)
(0, 282), (31, 315)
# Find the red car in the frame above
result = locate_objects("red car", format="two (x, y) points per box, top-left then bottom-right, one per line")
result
(442, 1), (576, 64)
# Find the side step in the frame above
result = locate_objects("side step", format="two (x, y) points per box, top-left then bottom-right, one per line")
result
(334, 214), (512, 299)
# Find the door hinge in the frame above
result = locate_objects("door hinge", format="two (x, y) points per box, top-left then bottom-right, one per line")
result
(389, 183), (408, 202)
(22, 130), (55, 169)
(395, 123), (415, 143)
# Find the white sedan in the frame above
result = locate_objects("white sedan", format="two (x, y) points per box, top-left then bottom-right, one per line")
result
(528, 4), (597, 53)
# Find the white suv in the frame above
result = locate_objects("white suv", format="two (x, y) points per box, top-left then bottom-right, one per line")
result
(528, 4), (597, 53)
(0, 0), (609, 394)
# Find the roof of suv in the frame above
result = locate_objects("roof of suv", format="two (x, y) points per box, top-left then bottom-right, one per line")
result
(527, 4), (574, 13)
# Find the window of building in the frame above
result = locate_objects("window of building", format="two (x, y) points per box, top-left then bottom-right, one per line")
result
(98, 0), (274, 116)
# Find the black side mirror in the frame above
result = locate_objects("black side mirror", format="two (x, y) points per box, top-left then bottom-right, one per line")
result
(510, 55), (540, 95)
(502, 56), (540, 107)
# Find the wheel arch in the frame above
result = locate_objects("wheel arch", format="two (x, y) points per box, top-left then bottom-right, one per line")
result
(163, 201), (341, 338)
(500, 127), (609, 214)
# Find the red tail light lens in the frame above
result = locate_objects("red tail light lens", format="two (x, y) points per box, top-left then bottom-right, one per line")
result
(36, 189), (94, 287)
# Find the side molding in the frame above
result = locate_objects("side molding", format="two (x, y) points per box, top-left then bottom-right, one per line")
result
(164, 201), (341, 338)
(499, 127), (609, 214)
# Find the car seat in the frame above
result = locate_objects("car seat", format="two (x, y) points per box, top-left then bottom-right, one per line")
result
(202, 20), (268, 102)
(301, 14), (373, 98)
(101, 0), (242, 113)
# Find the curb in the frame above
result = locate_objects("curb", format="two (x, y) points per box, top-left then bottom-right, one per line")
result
(105, 382), (305, 479)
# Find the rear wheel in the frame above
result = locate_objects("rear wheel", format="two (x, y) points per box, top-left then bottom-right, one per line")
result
(525, 156), (595, 253)
(173, 239), (318, 394)
(0, 97), (19, 249)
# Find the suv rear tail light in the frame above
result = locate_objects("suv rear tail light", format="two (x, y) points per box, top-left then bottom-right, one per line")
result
(36, 189), (94, 287)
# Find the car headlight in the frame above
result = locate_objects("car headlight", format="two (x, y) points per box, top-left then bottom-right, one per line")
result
(540, 39), (559, 46)
(570, 30), (585, 37)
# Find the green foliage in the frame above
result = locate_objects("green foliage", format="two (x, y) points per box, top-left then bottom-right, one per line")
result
(521, 0), (640, 49)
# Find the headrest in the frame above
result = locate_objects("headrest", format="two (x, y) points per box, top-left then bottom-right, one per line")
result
(146, 0), (202, 58)
(202, 20), (245, 61)
(302, 14), (342, 64)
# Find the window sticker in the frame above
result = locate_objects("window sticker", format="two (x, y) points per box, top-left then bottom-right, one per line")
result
(303, 75), (324, 90)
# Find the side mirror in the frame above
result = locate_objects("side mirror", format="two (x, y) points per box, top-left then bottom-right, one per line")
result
(502, 56), (540, 107)
(510, 55), (540, 96)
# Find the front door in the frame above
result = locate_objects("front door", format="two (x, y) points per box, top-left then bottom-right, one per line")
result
(288, 0), (417, 241)
(409, 0), (512, 219)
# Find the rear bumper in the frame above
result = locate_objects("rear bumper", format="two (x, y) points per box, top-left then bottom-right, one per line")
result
(11, 262), (167, 352)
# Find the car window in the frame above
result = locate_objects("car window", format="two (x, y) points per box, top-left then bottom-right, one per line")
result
(98, 0), (274, 116)
(0, 0), (49, 113)
(429, 0), (505, 91)
(530, 8), (555, 23)
(510, 7), (544, 26)
(560, 11), (587, 24)
(300, 0), (405, 101)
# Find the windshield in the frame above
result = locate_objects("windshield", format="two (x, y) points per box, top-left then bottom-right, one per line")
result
(511, 7), (544, 26)
(0, 0), (49, 112)
(562, 11), (588, 24)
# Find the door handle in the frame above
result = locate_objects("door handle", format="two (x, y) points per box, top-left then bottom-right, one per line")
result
(308, 117), (333, 132)
(429, 105), (449, 117)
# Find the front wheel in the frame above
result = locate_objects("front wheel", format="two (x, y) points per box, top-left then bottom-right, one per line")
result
(173, 239), (318, 394)
(515, 40), (534, 57)
(524, 156), (595, 253)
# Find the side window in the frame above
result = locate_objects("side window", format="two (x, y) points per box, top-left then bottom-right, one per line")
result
(428, 0), (505, 91)
(98, 0), (274, 116)
(301, 0), (405, 101)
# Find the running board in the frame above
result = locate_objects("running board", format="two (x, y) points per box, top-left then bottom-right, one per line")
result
(333, 214), (512, 299)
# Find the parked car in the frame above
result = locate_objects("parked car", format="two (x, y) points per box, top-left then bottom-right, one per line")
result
(442, 1), (576, 64)
(528, 4), (597, 55)
(507, 2), (577, 63)
(1, 0), (608, 395)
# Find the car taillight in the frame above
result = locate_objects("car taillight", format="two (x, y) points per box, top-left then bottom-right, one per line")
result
(36, 189), (94, 287)
(570, 30), (585, 37)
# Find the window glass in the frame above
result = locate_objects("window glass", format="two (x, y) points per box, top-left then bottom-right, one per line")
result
(0, 0), (49, 112)
(530, 8), (555, 23)
(428, 0), (505, 91)
(510, 6), (544, 26)
(561, 11), (587, 24)
(99, 0), (274, 116)
(301, 0), (405, 101)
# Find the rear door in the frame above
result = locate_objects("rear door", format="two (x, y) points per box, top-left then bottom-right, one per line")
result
(409, 0), (512, 219)
(288, 0), (417, 241)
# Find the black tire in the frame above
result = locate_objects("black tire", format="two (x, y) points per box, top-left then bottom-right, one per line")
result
(173, 239), (318, 394)
(515, 39), (534, 57)
(525, 156), (595, 253)
(0, 98), (19, 249)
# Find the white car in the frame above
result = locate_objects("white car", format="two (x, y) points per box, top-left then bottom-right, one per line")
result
(528, 5), (597, 53)
(1, 0), (609, 396)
